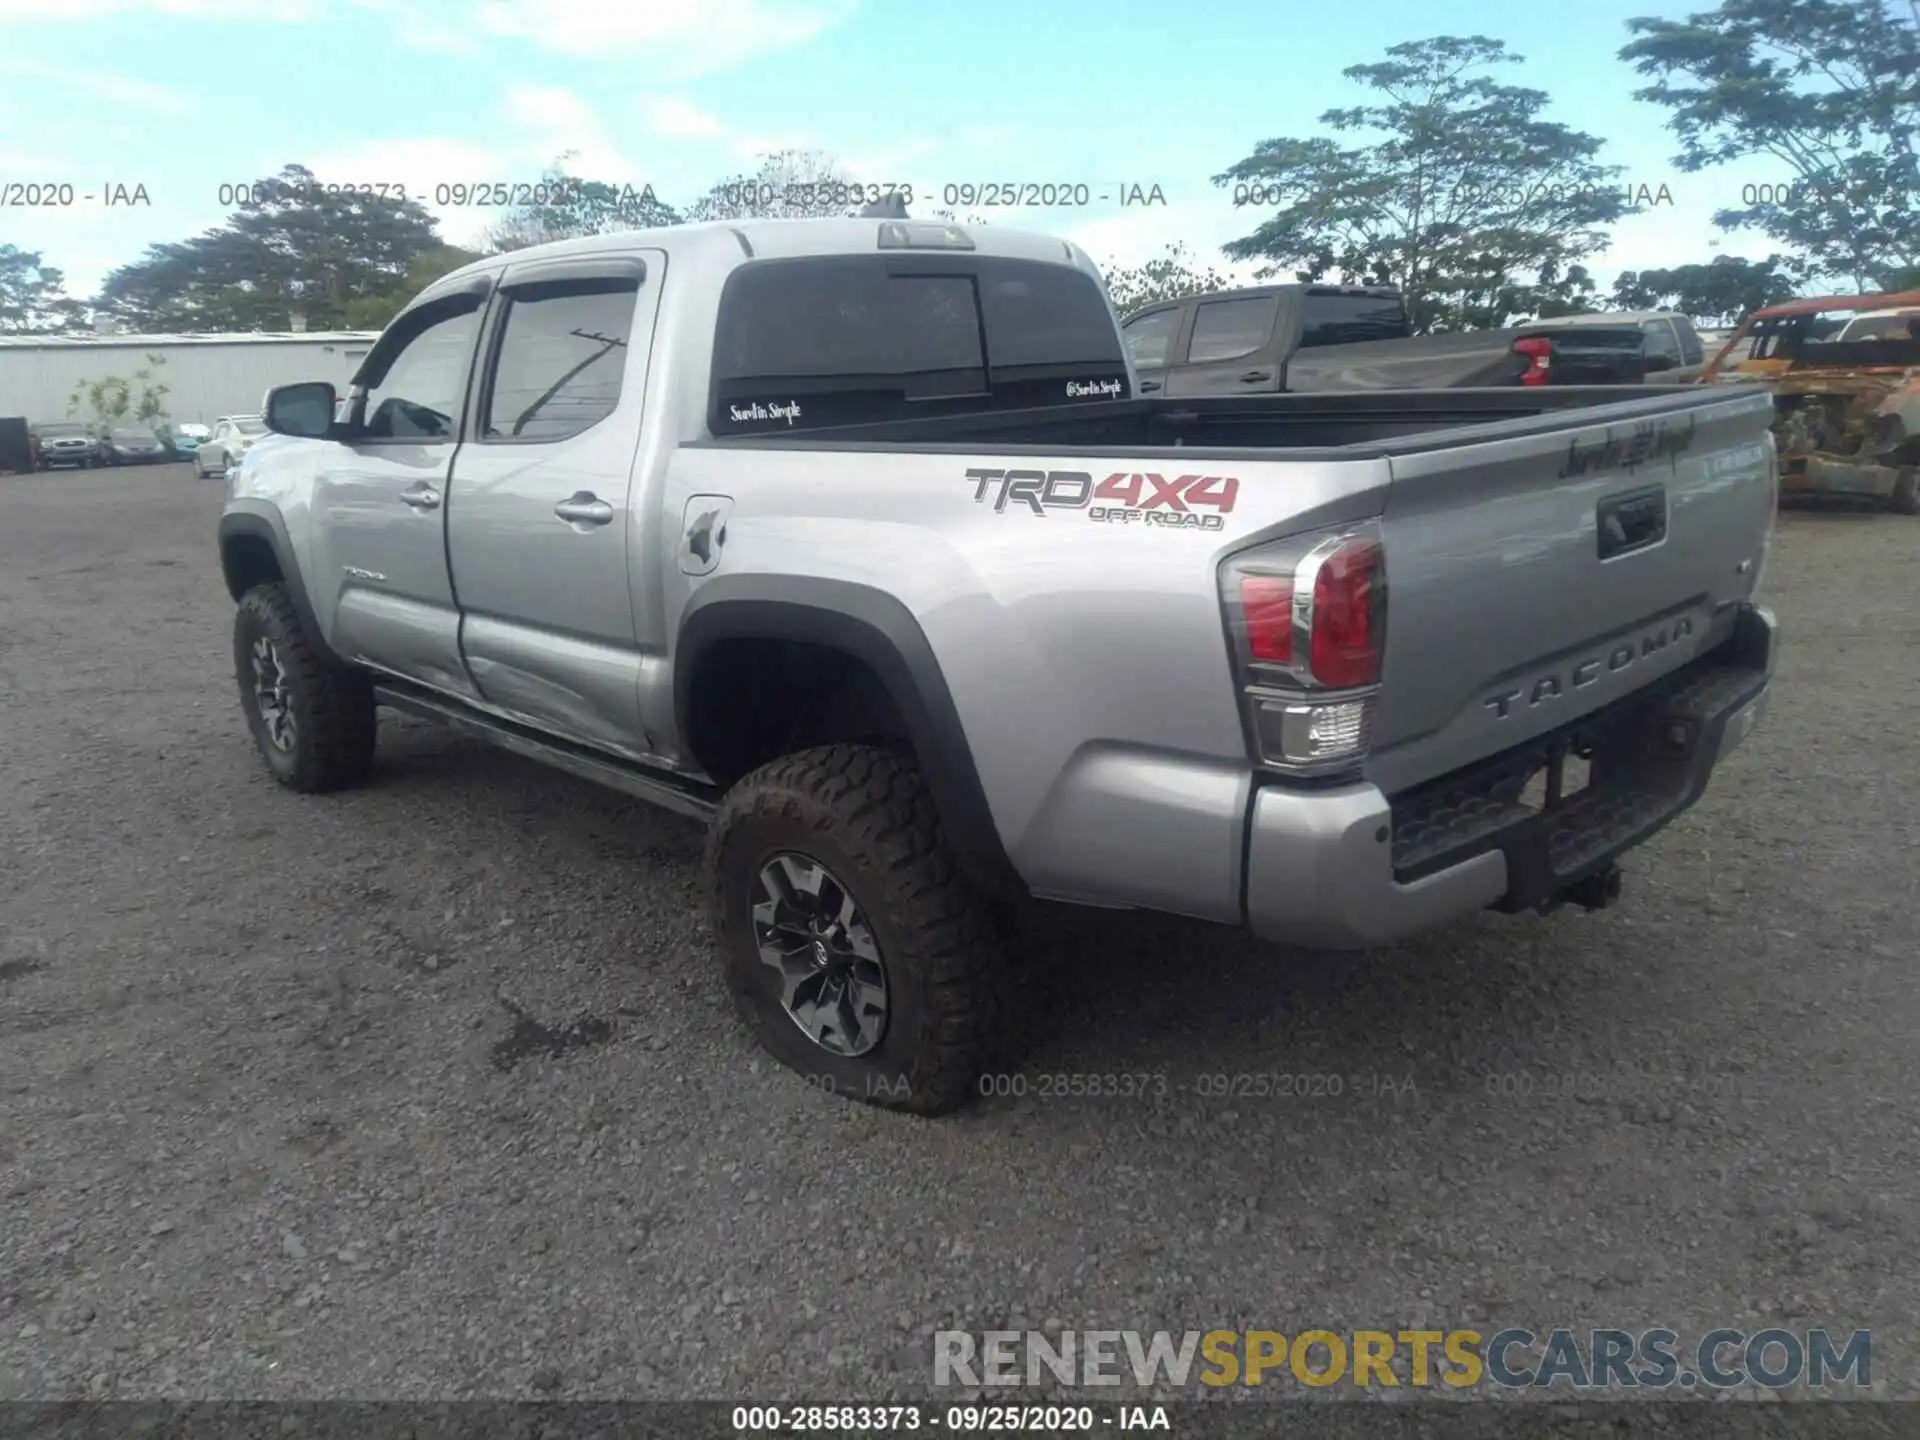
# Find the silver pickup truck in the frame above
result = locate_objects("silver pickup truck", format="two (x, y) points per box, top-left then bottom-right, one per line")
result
(217, 218), (1779, 1114)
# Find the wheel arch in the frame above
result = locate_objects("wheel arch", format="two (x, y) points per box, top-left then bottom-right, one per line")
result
(217, 504), (343, 666)
(675, 577), (1024, 899)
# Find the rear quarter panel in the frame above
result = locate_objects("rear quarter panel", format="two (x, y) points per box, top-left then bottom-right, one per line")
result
(658, 442), (1392, 915)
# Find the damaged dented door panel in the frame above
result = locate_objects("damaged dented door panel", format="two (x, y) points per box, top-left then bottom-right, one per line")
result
(444, 251), (668, 756)
(308, 284), (491, 698)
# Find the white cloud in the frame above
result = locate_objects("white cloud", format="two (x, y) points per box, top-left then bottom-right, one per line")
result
(14, 59), (195, 113)
(1063, 200), (1262, 284)
(641, 97), (728, 141)
(504, 84), (639, 185)
(474, 0), (854, 74)
(345, 0), (479, 53)
(839, 138), (941, 187)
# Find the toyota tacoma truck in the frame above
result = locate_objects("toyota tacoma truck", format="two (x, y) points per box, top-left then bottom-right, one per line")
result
(217, 217), (1780, 1115)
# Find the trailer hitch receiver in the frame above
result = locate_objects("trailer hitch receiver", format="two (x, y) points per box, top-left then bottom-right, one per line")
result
(1564, 865), (1624, 912)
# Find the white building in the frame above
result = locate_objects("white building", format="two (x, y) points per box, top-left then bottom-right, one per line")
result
(0, 331), (381, 429)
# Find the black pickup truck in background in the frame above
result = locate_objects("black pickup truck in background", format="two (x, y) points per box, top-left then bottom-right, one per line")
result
(1509, 310), (1708, 386)
(1119, 284), (1706, 394)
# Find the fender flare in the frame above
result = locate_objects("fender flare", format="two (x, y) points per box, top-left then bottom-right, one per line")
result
(675, 576), (1023, 897)
(216, 503), (343, 666)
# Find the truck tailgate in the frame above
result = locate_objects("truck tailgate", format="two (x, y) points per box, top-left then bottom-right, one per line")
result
(1365, 388), (1776, 795)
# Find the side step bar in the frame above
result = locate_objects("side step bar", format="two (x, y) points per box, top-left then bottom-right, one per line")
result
(371, 680), (722, 824)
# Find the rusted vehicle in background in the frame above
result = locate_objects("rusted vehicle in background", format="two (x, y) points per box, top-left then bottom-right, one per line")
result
(1701, 290), (1920, 514)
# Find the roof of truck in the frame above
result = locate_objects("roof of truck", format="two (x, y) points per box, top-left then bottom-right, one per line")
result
(428, 218), (1102, 293)
(1748, 289), (1920, 319)
(1516, 310), (1684, 328)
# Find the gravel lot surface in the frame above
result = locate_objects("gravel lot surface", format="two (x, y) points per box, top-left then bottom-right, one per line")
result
(1, 464), (1915, 1404)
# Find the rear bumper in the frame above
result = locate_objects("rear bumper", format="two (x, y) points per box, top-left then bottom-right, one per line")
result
(1243, 604), (1776, 950)
(1784, 455), (1901, 500)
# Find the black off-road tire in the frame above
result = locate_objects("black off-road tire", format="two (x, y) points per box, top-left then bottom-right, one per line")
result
(232, 583), (377, 793)
(708, 743), (1017, 1116)
(1891, 469), (1920, 515)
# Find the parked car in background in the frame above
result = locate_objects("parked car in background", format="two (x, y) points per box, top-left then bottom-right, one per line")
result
(97, 425), (168, 465)
(160, 421), (211, 458)
(28, 421), (103, 470)
(1831, 307), (1920, 344)
(1120, 287), (1700, 394)
(0, 416), (31, 475)
(1700, 288), (1920, 513)
(1509, 310), (1708, 386)
(1121, 284), (1534, 394)
(194, 415), (267, 478)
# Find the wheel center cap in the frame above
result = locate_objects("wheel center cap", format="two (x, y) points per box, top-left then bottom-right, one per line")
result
(811, 939), (832, 969)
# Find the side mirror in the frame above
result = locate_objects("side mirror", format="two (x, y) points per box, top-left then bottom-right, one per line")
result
(264, 381), (338, 438)
(1643, 353), (1676, 373)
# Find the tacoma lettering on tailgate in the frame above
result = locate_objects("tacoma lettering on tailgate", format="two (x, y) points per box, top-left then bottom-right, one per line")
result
(1483, 615), (1696, 719)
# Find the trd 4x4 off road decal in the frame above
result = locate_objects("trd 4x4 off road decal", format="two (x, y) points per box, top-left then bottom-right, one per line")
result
(964, 468), (1239, 532)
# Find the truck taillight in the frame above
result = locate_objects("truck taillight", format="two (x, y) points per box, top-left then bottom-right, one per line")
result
(1310, 539), (1382, 687)
(1513, 336), (1552, 387)
(1239, 575), (1294, 662)
(1221, 524), (1387, 777)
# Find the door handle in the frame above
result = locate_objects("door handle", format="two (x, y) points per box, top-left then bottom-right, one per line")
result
(399, 483), (442, 511)
(1239, 369), (1273, 383)
(1139, 379), (1161, 392)
(554, 492), (615, 527)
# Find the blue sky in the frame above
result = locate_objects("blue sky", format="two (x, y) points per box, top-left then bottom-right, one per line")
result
(1, 0), (1793, 304)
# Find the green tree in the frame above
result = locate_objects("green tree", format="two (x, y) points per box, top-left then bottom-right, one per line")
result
(480, 153), (682, 254)
(1102, 242), (1238, 316)
(1621, 0), (1920, 291)
(96, 164), (444, 332)
(68, 354), (171, 428)
(1213, 36), (1640, 331)
(686, 150), (858, 221)
(1610, 254), (1800, 324)
(0, 245), (88, 333)
(343, 244), (488, 329)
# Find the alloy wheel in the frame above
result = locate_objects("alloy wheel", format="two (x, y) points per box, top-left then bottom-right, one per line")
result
(750, 852), (889, 1057)
(250, 636), (296, 751)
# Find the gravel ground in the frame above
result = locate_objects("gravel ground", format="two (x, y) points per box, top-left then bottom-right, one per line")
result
(1, 463), (1915, 1404)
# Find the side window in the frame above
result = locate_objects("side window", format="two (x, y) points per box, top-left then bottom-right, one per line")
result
(482, 276), (641, 442)
(1641, 319), (1683, 363)
(1121, 308), (1181, 369)
(1299, 294), (1407, 347)
(1672, 315), (1704, 365)
(360, 297), (483, 441)
(1184, 296), (1278, 364)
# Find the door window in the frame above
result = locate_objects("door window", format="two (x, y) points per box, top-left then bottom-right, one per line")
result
(483, 277), (642, 442)
(1121, 308), (1181, 369)
(1184, 296), (1278, 364)
(1641, 318), (1683, 365)
(1672, 315), (1705, 365)
(360, 297), (482, 440)
(1299, 293), (1407, 347)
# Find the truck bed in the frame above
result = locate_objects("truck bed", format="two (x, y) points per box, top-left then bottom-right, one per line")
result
(694, 384), (1762, 455)
(679, 378), (1777, 830)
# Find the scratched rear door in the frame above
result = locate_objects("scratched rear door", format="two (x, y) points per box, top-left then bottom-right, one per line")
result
(1362, 386), (1777, 794)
